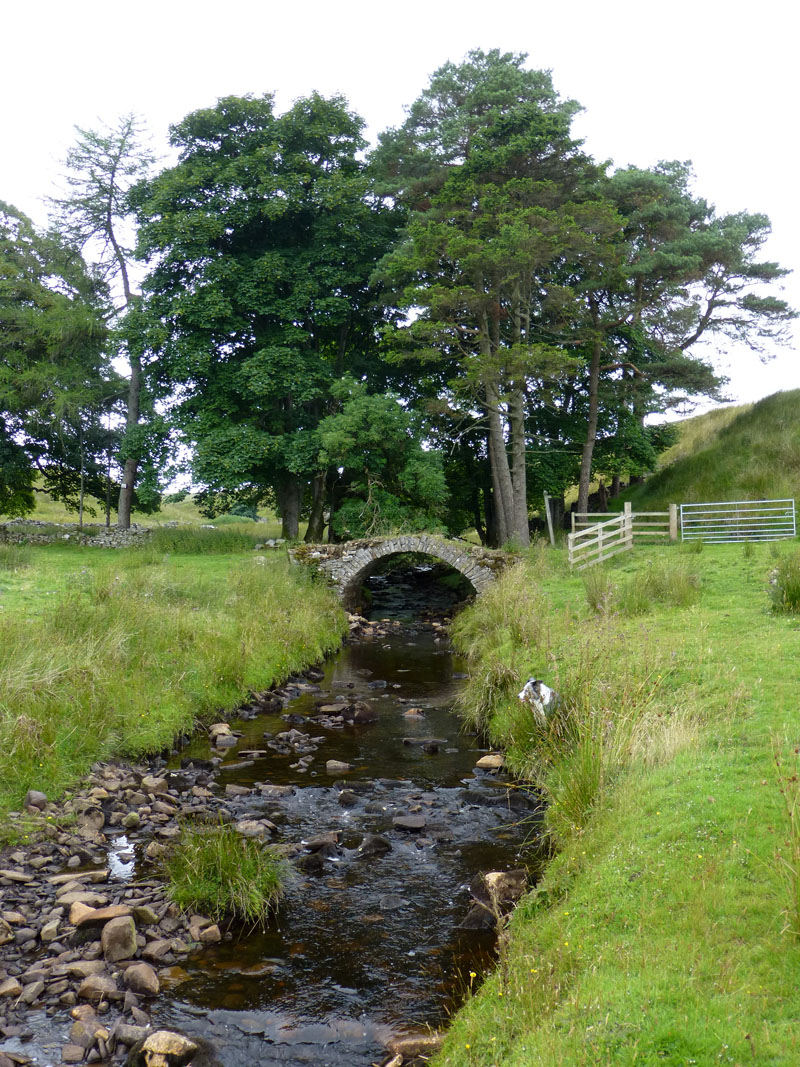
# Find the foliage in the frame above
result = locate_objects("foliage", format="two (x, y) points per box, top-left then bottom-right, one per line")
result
(133, 92), (400, 539)
(0, 201), (117, 516)
(146, 526), (266, 554)
(51, 115), (158, 528)
(318, 378), (448, 537)
(165, 821), (288, 926)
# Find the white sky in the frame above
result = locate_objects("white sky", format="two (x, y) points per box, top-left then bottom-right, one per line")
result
(3, 0), (798, 411)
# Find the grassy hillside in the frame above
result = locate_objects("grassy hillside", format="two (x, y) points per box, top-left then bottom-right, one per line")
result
(625, 389), (800, 509)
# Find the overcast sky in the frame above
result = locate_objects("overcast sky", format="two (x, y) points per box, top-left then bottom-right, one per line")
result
(3, 0), (798, 410)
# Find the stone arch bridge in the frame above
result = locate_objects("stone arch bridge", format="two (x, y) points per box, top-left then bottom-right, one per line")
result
(291, 535), (510, 609)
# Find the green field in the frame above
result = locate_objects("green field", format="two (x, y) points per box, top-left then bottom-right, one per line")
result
(436, 539), (800, 1065)
(0, 541), (345, 819)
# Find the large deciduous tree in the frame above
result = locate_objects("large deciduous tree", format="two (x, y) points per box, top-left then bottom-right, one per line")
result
(133, 93), (400, 539)
(0, 202), (114, 517)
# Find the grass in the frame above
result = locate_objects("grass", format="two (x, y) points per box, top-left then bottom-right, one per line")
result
(0, 544), (346, 815)
(1, 483), (290, 538)
(165, 821), (289, 926)
(439, 539), (800, 1066)
(623, 389), (800, 510)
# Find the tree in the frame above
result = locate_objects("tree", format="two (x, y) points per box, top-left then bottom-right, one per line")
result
(0, 202), (114, 517)
(317, 378), (448, 538)
(373, 49), (603, 546)
(51, 115), (155, 528)
(571, 162), (796, 514)
(133, 93), (400, 539)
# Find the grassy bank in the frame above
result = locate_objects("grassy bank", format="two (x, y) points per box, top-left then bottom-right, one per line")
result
(441, 540), (800, 1065)
(0, 542), (346, 816)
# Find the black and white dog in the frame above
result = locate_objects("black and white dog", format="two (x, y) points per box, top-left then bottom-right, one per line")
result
(518, 678), (560, 726)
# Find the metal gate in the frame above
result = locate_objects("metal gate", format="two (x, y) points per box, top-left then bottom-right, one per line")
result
(679, 499), (796, 543)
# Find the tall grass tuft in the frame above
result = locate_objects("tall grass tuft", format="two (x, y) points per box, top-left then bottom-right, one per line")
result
(584, 556), (700, 617)
(773, 741), (800, 939)
(146, 526), (266, 554)
(0, 553), (346, 813)
(165, 821), (289, 926)
(769, 550), (800, 613)
(0, 544), (31, 571)
(451, 563), (552, 733)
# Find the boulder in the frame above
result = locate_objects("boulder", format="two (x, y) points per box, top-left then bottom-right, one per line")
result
(326, 760), (352, 775)
(123, 962), (160, 996)
(101, 915), (137, 962)
(77, 973), (117, 1003)
(23, 788), (48, 810)
(475, 753), (505, 770)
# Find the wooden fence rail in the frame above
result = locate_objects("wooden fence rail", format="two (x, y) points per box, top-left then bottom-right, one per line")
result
(568, 503), (678, 569)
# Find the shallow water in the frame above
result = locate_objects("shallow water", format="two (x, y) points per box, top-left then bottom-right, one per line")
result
(21, 567), (544, 1066)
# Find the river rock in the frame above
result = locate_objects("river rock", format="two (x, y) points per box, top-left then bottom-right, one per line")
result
(357, 833), (393, 858)
(74, 905), (133, 929)
(77, 974), (117, 1002)
(471, 869), (528, 909)
(386, 1032), (444, 1057)
(325, 760), (352, 775)
(141, 775), (168, 794)
(0, 918), (14, 946)
(101, 916), (137, 962)
(135, 1030), (198, 1063)
(23, 789), (48, 811)
(475, 753), (505, 770)
(378, 894), (407, 911)
(123, 962), (159, 996)
(393, 814), (426, 832)
(0, 977), (23, 997)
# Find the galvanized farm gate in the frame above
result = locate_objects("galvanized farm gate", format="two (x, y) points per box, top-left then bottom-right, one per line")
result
(679, 499), (797, 543)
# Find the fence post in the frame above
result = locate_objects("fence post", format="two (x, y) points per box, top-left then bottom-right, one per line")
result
(624, 501), (633, 549)
(544, 492), (555, 547)
(571, 510), (576, 535)
(669, 503), (678, 542)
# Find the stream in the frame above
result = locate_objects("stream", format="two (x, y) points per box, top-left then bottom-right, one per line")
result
(6, 562), (544, 1066)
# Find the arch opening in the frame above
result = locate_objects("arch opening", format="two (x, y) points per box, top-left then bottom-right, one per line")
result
(342, 551), (478, 614)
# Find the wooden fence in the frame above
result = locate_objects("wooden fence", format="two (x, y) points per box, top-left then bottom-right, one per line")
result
(568, 503), (678, 569)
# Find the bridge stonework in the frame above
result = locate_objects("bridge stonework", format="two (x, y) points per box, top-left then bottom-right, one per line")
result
(290, 535), (508, 608)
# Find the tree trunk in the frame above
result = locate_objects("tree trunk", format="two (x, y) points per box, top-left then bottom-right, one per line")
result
(484, 377), (515, 546)
(508, 385), (530, 547)
(577, 330), (603, 516)
(117, 353), (141, 530)
(276, 479), (301, 540)
(304, 472), (327, 543)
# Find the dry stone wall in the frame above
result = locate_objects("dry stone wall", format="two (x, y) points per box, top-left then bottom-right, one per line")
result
(0, 520), (151, 549)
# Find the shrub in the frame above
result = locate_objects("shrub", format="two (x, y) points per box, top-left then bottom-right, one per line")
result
(769, 550), (800, 613)
(164, 821), (289, 926)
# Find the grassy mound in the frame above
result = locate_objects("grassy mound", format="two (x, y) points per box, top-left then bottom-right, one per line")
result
(165, 822), (288, 926)
(624, 389), (800, 510)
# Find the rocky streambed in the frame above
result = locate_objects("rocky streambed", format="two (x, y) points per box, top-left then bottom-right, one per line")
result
(0, 566), (544, 1066)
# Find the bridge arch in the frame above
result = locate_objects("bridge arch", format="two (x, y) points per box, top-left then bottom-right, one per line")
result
(293, 535), (506, 610)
